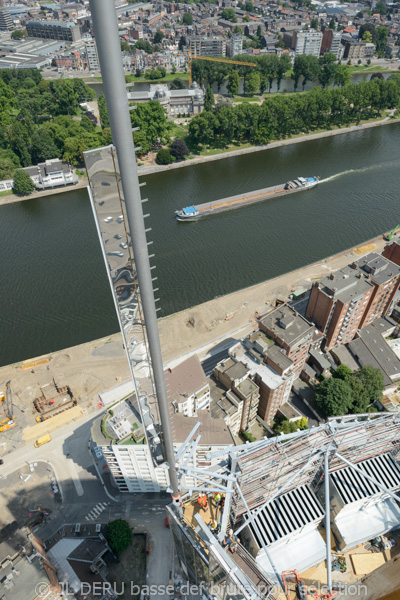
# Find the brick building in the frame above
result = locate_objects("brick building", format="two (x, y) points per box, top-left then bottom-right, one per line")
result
(382, 237), (400, 266)
(306, 253), (400, 350)
(352, 253), (400, 328)
(306, 267), (374, 350)
(258, 304), (314, 378)
(214, 358), (260, 432)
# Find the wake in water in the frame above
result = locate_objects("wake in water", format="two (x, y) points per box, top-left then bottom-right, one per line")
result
(320, 160), (400, 184)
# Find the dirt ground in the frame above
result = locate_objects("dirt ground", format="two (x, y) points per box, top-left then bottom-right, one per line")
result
(108, 533), (147, 599)
(0, 233), (389, 450)
(0, 335), (130, 454)
(160, 234), (388, 365)
(0, 462), (59, 540)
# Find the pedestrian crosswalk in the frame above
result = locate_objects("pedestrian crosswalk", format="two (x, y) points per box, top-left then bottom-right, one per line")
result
(84, 502), (109, 521)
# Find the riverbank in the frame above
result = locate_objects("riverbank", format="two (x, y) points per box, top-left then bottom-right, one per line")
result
(0, 230), (390, 376)
(138, 117), (400, 176)
(0, 178), (88, 207)
(159, 232), (389, 365)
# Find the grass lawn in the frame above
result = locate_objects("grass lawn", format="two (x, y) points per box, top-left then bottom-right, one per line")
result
(347, 64), (399, 75)
(108, 533), (146, 600)
(0, 190), (12, 197)
(125, 72), (189, 83)
(168, 122), (188, 138)
(233, 95), (260, 102)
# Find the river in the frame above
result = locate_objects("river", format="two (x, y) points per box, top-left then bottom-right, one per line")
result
(0, 123), (399, 367)
(88, 70), (393, 97)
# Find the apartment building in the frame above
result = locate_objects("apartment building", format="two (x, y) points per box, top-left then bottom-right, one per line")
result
(382, 236), (400, 266)
(214, 358), (260, 432)
(84, 36), (100, 71)
(342, 39), (366, 60)
(190, 37), (226, 57)
(165, 354), (210, 417)
(258, 304), (314, 378)
(320, 29), (343, 59)
(306, 266), (374, 350)
(227, 335), (295, 424)
(0, 8), (13, 31)
(226, 34), (243, 57)
(26, 20), (81, 42)
(351, 253), (400, 327)
(293, 30), (323, 57)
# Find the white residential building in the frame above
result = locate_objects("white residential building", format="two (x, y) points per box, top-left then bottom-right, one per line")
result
(295, 30), (323, 57)
(165, 355), (210, 417)
(84, 35), (100, 71)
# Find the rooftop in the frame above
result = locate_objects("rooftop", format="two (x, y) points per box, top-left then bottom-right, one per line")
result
(318, 265), (374, 304)
(229, 342), (285, 391)
(352, 252), (400, 286)
(165, 355), (208, 404)
(259, 304), (313, 347)
(170, 409), (234, 446)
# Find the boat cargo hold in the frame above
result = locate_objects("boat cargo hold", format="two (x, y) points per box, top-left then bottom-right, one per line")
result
(175, 176), (319, 221)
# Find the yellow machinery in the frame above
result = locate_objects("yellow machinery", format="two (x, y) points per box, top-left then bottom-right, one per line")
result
(187, 48), (256, 86)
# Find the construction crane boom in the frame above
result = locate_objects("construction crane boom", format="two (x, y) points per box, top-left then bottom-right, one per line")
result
(188, 49), (256, 86)
(5, 380), (13, 421)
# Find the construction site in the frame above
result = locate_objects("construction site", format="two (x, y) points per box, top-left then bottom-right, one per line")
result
(165, 413), (400, 600)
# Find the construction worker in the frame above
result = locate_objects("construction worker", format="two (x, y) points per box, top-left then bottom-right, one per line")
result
(209, 520), (219, 534)
(213, 492), (222, 508)
(223, 529), (240, 553)
(197, 494), (208, 511)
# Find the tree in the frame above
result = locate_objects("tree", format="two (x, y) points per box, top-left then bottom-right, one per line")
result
(376, 26), (389, 56)
(171, 64), (177, 74)
(318, 52), (337, 87)
(80, 115), (94, 132)
(121, 40), (130, 52)
(359, 23), (377, 44)
(31, 129), (60, 163)
(227, 70), (240, 96)
(333, 364), (353, 381)
(221, 8), (237, 21)
(182, 12), (193, 25)
(273, 416), (308, 435)
(11, 29), (25, 40)
(362, 31), (373, 44)
(204, 86), (215, 111)
(154, 30), (164, 44)
(170, 78), (186, 90)
(311, 17), (319, 30)
(107, 519), (132, 556)
(315, 378), (353, 417)
(63, 137), (86, 165)
(98, 92), (109, 128)
(354, 366), (384, 404)
(244, 72), (260, 95)
(375, 1), (387, 15)
(12, 169), (34, 195)
(245, 1), (254, 11)
(328, 17), (336, 30)
(256, 25), (262, 38)
(170, 139), (189, 161)
(156, 148), (173, 164)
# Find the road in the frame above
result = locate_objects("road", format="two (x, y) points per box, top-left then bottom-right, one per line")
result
(0, 406), (111, 507)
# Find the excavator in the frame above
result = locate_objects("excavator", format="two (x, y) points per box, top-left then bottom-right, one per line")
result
(282, 570), (338, 600)
(0, 381), (16, 432)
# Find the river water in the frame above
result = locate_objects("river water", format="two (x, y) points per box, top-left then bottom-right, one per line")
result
(0, 123), (399, 366)
(89, 71), (392, 97)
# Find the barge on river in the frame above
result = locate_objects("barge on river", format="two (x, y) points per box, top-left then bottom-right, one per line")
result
(175, 176), (319, 221)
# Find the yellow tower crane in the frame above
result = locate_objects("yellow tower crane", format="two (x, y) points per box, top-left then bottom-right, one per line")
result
(188, 48), (256, 86)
